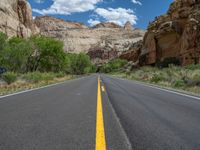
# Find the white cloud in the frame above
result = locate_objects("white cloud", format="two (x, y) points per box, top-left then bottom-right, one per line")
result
(131, 0), (142, 5)
(34, 0), (45, 4)
(89, 8), (137, 26)
(33, 0), (102, 15)
(88, 19), (101, 26)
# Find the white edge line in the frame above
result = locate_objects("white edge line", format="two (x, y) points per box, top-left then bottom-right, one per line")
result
(112, 76), (200, 100)
(0, 76), (87, 99)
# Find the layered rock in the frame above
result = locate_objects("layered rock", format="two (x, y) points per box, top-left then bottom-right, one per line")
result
(141, 0), (200, 66)
(35, 16), (145, 64)
(0, 0), (38, 38)
(94, 22), (121, 29)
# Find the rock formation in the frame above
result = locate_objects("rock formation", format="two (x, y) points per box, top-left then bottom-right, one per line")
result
(0, 0), (38, 38)
(35, 16), (145, 64)
(124, 21), (133, 30)
(140, 0), (200, 66)
(94, 22), (121, 29)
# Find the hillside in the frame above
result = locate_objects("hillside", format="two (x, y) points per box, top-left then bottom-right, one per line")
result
(34, 16), (145, 64)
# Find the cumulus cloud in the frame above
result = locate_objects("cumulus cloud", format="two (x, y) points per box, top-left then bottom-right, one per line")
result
(88, 19), (101, 26)
(131, 0), (142, 5)
(34, 0), (45, 4)
(88, 8), (137, 26)
(33, 0), (102, 15)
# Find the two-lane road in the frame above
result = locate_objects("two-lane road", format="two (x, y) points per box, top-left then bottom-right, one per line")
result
(0, 75), (200, 150)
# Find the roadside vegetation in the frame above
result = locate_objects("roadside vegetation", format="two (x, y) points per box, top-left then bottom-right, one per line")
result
(0, 32), (96, 95)
(101, 59), (200, 95)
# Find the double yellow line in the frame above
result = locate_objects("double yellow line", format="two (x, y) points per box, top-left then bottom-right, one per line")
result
(95, 77), (107, 150)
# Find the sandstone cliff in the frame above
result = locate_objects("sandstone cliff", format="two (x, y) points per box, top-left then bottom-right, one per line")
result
(35, 17), (145, 64)
(0, 0), (38, 38)
(141, 0), (200, 66)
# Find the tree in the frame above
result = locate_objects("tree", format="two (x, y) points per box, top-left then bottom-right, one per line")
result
(67, 53), (95, 75)
(0, 32), (7, 51)
(0, 37), (33, 73)
(30, 36), (67, 72)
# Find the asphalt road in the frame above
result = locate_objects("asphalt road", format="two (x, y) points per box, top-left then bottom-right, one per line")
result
(0, 74), (200, 150)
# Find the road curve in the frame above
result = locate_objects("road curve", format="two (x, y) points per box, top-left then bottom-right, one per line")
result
(0, 74), (200, 150)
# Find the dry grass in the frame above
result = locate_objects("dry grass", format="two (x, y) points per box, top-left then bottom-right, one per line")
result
(0, 75), (74, 96)
(111, 65), (200, 95)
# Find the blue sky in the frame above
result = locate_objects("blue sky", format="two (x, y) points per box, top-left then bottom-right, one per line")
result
(29, 0), (173, 29)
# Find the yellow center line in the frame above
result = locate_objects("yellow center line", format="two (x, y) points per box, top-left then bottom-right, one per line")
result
(95, 76), (107, 150)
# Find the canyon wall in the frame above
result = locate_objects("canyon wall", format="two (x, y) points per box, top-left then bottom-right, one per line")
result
(140, 0), (200, 66)
(34, 16), (145, 64)
(0, 0), (38, 38)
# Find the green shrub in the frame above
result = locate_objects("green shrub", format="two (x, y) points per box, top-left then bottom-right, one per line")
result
(185, 64), (200, 70)
(67, 53), (95, 75)
(2, 72), (17, 85)
(23, 72), (43, 83)
(173, 79), (185, 87)
(41, 72), (55, 81)
(150, 74), (163, 83)
(100, 59), (128, 73)
(55, 72), (65, 78)
(24, 72), (57, 83)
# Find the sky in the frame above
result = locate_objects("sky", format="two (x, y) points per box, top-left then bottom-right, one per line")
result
(29, 0), (173, 29)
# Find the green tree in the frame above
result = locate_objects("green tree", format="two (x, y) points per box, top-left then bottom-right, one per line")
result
(67, 53), (95, 75)
(30, 36), (67, 72)
(100, 59), (128, 73)
(0, 37), (33, 73)
(0, 32), (7, 51)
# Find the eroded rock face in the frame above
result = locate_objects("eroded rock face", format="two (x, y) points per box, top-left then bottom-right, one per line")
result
(141, 0), (200, 65)
(124, 21), (133, 30)
(0, 0), (38, 38)
(94, 22), (121, 29)
(35, 16), (145, 64)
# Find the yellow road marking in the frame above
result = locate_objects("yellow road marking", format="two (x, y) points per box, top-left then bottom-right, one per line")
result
(101, 86), (105, 92)
(95, 77), (107, 150)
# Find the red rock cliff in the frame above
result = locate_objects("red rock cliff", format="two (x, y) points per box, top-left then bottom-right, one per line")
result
(140, 0), (200, 66)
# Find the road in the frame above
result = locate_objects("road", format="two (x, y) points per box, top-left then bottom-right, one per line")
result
(0, 74), (200, 150)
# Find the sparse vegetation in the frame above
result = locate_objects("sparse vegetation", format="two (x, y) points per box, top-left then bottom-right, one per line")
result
(109, 64), (200, 95)
(2, 72), (17, 85)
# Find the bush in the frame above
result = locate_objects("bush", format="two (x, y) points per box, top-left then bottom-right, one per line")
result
(23, 72), (56, 83)
(100, 59), (128, 73)
(173, 79), (185, 87)
(67, 53), (95, 75)
(55, 72), (65, 78)
(23, 72), (43, 83)
(150, 74), (163, 83)
(2, 72), (17, 85)
(185, 64), (200, 70)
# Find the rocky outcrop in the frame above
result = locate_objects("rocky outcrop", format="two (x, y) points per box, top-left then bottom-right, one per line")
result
(35, 16), (145, 64)
(141, 0), (200, 66)
(0, 0), (38, 38)
(94, 22), (121, 29)
(119, 40), (142, 63)
(124, 21), (133, 30)
(34, 16), (88, 31)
